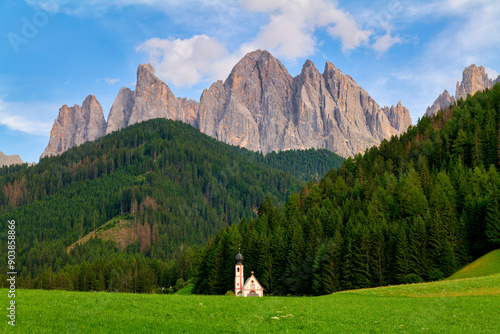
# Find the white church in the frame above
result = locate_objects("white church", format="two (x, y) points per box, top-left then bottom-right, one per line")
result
(234, 250), (264, 297)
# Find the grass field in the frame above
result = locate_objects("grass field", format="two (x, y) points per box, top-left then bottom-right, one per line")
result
(448, 249), (500, 280)
(2, 274), (499, 333)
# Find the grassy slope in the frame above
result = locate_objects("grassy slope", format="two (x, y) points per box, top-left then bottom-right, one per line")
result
(175, 284), (194, 295)
(3, 275), (499, 333)
(448, 249), (500, 280)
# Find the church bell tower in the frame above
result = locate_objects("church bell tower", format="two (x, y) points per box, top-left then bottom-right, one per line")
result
(235, 249), (244, 296)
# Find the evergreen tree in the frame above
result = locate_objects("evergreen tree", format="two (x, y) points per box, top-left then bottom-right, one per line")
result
(395, 226), (411, 282)
(486, 186), (500, 245)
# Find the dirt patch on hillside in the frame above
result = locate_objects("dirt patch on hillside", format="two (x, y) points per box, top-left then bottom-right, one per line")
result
(67, 219), (152, 253)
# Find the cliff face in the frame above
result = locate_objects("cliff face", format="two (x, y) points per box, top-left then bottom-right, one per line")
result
(425, 89), (455, 117)
(455, 65), (496, 101)
(0, 151), (23, 167)
(196, 50), (411, 156)
(41, 50), (412, 159)
(425, 65), (500, 117)
(128, 64), (187, 127)
(106, 66), (199, 136)
(41, 95), (106, 158)
(199, 50), (296, 153)
(106, 87), (135, 135)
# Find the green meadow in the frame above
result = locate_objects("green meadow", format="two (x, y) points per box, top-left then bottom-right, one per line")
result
(2, 274), (499, 333)
(448, 249), (500, 281)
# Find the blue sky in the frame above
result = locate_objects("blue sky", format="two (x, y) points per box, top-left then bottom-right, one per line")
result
(1, 0), (499, 163)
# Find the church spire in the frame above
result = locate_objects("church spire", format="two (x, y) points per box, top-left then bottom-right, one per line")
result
(235, 246), (243, 264)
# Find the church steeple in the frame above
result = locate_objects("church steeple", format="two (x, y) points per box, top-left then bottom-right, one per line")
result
(234, 247), (244, 296)
(235, 247), (243, 264)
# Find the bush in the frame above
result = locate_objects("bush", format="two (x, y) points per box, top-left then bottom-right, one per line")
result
(402, 274), (424, 284)
(174, 278), (186, 291)
(428, 269), (444, 281)
(225, 290), (235, 296)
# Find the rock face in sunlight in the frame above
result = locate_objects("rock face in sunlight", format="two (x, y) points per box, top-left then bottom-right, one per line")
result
(127, 64), (199, 128)
(426, 65), (500, 117)
(41, 50), (412, 159)
(106, 87), (135, 135)
(0, 151), (23, 167)
(106, 65), (199, 135)
(197, 51), (410, 157)
(41, 95), (106, 159)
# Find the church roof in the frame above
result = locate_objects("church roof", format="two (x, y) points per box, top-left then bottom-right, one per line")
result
(243, 273), (264, 290)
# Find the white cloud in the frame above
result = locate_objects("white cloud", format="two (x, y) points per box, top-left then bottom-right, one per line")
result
(242, 0), (371, 57)
(27, 0), (396, 89)
(485, 67), (499, 80)
(362, 0), (500, 120)
(372, 30), (401, 53)
(137, 0), (375, 86)
(137, 35), (238, 87)
(0, 99), (54, 136)
(415, 0), (500, 93)
(104, 77), (120, 85)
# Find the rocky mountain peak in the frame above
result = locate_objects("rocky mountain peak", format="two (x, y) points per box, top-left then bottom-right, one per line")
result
(303, 59), (315, 69)
(0, 151), (23, 167)
(227, 49), (292, 93)
(137, 64), (158, 87)
(137, 63), (155, 77)
(382, 101), (412, 134)
(42, 49), (412, 159)
(455, 64), (494, 101)
(426, 64), (497, 117)
(425, 89), (455, 117)
(127, 62), (183, 126)
(300, 60), (322, 81)
(106, 87), (135, 135)
(324, 61), (337, 72)
(41, 95), (106, 159)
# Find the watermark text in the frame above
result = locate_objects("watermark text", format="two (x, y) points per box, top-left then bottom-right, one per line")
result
(7, 220), (16, 327)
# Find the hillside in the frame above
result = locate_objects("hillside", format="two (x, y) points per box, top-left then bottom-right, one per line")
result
(2, 275), (499, 333)
(448, 249), (500, 280)
(0, 118), (342, 291)
(192, 83), (500, 295)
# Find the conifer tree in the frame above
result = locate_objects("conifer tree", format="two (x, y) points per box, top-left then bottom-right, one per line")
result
(341, 239), (354, 290)
(395, 226), (411, 282)
(408, 216), (428, 278)
(486, 186), (500, 245)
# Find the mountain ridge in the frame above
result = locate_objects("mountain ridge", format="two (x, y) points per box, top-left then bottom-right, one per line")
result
(0, 151), (23, 167)
(42, 49), (412, 160)
(425, 64), (500, 117)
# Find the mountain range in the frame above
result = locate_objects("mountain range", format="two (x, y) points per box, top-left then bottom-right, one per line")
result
(41, 50), (412, 159)
(425, 65), (500, 117)
(0, 151), (23, 167)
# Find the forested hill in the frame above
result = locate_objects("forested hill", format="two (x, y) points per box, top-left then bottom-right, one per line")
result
(193, 83), (500, 296)
(0, 118), (342, 291)
(263, 149), (344, 182)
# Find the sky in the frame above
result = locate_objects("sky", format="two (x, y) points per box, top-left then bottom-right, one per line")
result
(0, 0), (499, 163)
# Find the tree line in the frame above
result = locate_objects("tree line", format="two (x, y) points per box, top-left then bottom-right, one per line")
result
(192, 83), (500, 295)
(0, 118), (342, 291)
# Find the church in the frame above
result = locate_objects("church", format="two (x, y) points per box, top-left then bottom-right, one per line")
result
(234, 250), (264, 297)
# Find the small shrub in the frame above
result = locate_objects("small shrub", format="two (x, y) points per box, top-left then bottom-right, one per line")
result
(428, 269), (444, 281)
(225, 290), (235, 296)
(175, 278), (186, 291)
